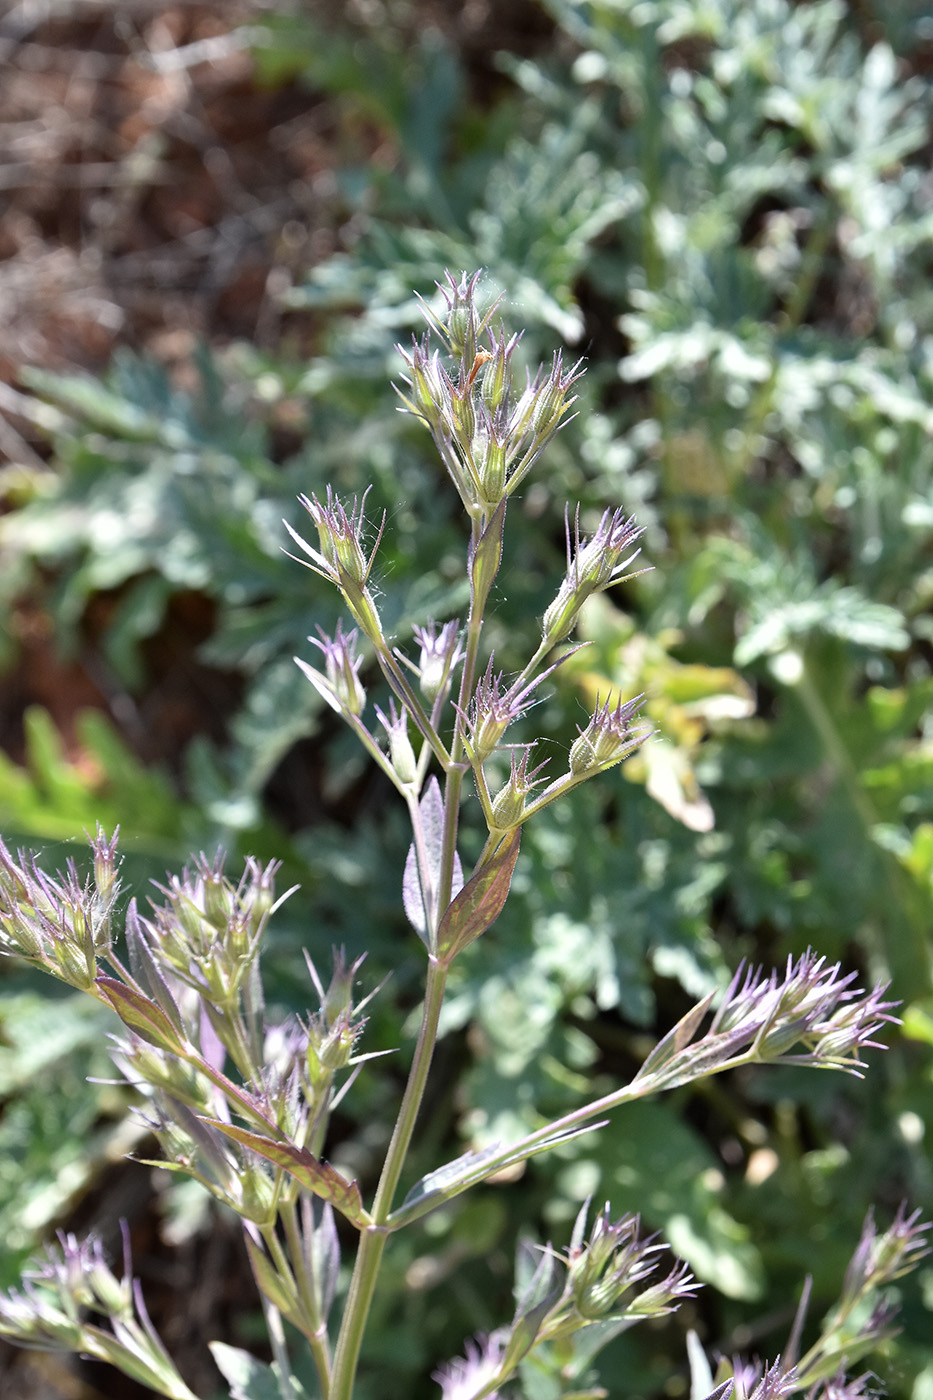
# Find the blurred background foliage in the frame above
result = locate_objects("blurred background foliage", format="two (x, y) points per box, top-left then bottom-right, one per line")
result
(1, 0), (933, 1397)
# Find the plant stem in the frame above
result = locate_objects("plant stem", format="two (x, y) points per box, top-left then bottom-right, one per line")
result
(329, 956), (450, 1400)
(376, 647), (451, 768)
(281, 1201), (333, 1392)
(257, 1290), (297, 1400)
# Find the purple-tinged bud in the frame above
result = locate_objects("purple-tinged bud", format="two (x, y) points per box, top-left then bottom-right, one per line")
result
(0, 833), (120, 984)
(458, 658), (521, 763)
(376, 700), (418, 785)
(284, 488), (386, 643)
(91, 825), (120, 909)
(309, 622), (367, 716)
(474, 415), (510, 504)
(569, 695), (649, 775)
(566, 1204), (696, 1323)
(816, 1371), (879, 1400)
(302, 950), (373, 1087)
(747, 1361), (798, 1400)
(438, 270), (486, 362)
(490, 748), (549, 831)
(301, 488), (369, 584)
(530, 350), (585, 438)
(86, 1247), (130, 1318)
(543, 506), (647, 646)
(0, 1227), (200, 1399)
(314, 1011), (364, 1074)
(411, 620), (463, 704)
(841, 1204), (930, 1306)
(480, 329), (521, 414)
(396, 338), (450, 432)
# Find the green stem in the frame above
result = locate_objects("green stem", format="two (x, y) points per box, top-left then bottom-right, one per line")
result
(281, 1202), (333, 1394)
(376, 647), (451, 769)
(257, 1289), (296, 1400)
(434, 516), (493, 919)
(329, 957), (450, 1400)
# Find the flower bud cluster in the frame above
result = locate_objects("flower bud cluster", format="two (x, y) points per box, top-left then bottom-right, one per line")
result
(568, 693), (650, 775)
(696, 1204), (930, 1400)
(396, 272), (583, 516)
(436, 1206), (696, 1399)
(0, 1229), (199, 1400)
(289, 274), (652, 885)
(142, 1098), (280, 1225)
(0, 827), (120, 990)
(565, 1203), (697, 1323)
(143, 853), (281, 1008)
(633, 951), (899, 1094)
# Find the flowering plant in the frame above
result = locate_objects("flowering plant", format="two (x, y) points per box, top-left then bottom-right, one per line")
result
(0, 273), (926, 1400)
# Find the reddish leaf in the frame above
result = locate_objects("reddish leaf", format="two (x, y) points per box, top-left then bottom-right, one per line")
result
(97, 976), (186, 1053)
(437, 828), (521, 959)
(203, 1120), (369, 1227)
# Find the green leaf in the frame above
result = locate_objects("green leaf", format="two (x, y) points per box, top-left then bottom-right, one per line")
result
(209, 1342), (314, 1400)
(389, 1122), (604, 1230)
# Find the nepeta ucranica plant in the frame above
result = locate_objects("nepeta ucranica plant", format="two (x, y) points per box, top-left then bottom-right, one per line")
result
(0, 274), (926, 1400)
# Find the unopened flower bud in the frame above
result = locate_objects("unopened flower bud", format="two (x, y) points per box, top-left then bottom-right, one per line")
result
(475, 423), (509, 504)
(450, 384), (476, 445)
(569, 695), (647, 775)
(238, 1160), (278, 1226)
(88, 1257), (130, 1317)
(531, 351), (584, 439)
(50, 937), (95, 992)
(403, 343), (449, 432)
(542, 507), (646, 647)
(480, 331), (520, 414)
(376, 702), (418, 786)
(490, 749), (549, 831)
(318, 1014), (361, 1072)
(444, 272), (481, 362)
(412, 620), (462, 704)
(91, 826), (120, 909)
(309, 623), (367, 716)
